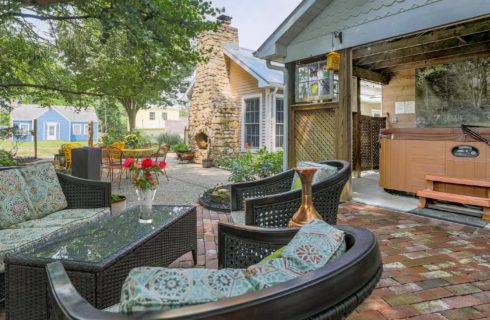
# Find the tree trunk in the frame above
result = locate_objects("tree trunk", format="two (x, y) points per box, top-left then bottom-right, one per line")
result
(120, 97), (140, 132)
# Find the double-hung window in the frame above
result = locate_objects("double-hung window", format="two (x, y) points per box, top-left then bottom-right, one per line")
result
(149, 112), (155, 120)
(243, 97), (260, 149)
(162, 112), (167, 120)
(73, 124), (82, 135)
(275, 97), (284, 148)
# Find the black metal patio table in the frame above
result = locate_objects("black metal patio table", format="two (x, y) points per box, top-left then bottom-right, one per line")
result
(5, 205), (197, 320)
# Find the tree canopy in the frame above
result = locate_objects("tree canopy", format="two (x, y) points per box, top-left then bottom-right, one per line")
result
(0, 0), (222, 130)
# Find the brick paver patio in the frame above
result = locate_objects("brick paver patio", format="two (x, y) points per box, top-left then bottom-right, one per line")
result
(171, 202), (490, 320)
(1, 201), (488, 319)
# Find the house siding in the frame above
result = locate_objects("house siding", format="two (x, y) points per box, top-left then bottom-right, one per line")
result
(228, 57), (268, 150)
(70, 121), (99, 141)
(36, 109), (70, 141)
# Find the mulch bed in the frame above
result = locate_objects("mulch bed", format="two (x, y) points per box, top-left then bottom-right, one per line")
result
(198, 184), (231, 212)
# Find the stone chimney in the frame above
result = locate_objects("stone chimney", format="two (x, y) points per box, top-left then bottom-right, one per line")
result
(188, 16), (240, 163)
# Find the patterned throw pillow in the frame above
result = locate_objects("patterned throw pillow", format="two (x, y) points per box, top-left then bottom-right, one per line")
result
(119, 220), (346, 312)
(291, 161), (338, 191)
(0, 169), (34, 228)
(19, 163), (67, 220)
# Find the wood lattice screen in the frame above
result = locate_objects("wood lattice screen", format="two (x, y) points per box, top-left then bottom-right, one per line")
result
(294, 108), (336, 164)
(356, 115), (386, 170)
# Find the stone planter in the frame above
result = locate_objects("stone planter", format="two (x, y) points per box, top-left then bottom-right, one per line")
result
(111, 195), (127, 215)
(176, 151), (194, 162)
(202, 159), (213, 168)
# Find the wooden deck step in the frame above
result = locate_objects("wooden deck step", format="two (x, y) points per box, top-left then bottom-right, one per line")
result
(425, 175), (490, 188)
(417, 189), (490, 208)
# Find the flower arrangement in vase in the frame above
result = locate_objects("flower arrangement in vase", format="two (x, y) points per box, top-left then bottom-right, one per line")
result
(124, 157), (167, 223)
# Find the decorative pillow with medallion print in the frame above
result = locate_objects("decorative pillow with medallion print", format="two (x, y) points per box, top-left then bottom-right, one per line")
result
(0, 169), (34, 228)
(119, 220), (346, 312)
(19, 163), (67, 219)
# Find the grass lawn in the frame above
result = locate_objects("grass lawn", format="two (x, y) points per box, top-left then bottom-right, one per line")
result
(0, 140), (88, 158)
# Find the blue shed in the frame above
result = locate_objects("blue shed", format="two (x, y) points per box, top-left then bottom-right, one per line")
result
(11, 104), (99, 142)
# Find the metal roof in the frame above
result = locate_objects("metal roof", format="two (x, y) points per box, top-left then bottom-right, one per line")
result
(223, 44), (284, 88)
(11, 104), (99, 122)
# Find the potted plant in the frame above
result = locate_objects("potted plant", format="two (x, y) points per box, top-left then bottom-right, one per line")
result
(173, 143), (194, 162)
(111, 194), (127, 215)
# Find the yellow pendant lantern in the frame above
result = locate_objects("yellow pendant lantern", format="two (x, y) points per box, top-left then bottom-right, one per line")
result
(325, 51), (340, 72)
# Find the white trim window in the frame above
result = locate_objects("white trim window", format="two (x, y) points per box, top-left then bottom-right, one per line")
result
(242, 95), (261, 149)
(149, 112), (155, 120)
(275, 97), (285, 149)
(83, 124), (88, 135)
(162, 112), (167, 120)
(73, 123), (82, 135)
(18, 123), (30, 136)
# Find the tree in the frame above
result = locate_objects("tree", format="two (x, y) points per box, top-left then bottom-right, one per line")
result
(0, 1), (222, 128)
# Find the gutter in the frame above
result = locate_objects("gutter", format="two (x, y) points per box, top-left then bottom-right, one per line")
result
(266, 60), (289, 170)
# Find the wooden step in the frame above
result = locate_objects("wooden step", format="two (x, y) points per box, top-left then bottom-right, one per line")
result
(417, 189), (490, 207)
(425, 175), (490, 188)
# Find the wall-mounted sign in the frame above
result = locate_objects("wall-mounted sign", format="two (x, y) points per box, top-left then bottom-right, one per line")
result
(395, 101), (415, 114)
(451, 145), (479, 158)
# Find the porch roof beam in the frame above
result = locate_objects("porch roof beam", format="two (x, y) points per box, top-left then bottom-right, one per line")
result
(353, 17), (490, 59)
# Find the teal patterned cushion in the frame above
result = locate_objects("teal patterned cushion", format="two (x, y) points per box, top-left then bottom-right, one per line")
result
(291, 162), (338, 191)
(1, 207), (110, 273)
(120, 267), (255, 312)
(119, 220), (346, 312)
(0, 169), (34, 228)
(20, 163), (67, 219)
(0, 226), (64, 272)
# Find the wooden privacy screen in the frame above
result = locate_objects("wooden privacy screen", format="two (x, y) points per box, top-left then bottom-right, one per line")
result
(355, 116), (386, 171)
(290, 105), (336, 165)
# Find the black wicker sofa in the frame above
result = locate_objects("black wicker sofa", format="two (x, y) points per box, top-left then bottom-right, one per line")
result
(0, 164), (111, 302)
(230, 160), (351, 227)
(46, 222), (382, 320)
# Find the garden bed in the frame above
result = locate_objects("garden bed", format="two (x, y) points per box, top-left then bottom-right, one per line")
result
(199, 185), (231, 212)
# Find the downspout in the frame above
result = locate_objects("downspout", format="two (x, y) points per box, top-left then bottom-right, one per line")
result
(267, 60), (289, 170)
(271, 87), (279, 151)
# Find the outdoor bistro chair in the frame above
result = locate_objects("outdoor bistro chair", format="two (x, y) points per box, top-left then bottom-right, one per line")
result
(152, 144), (170, 181)
(46, 222), (382, 320)
(230, 160), (351, 227)
(61, 143), (82, 169)
(101, 146), (124, 187)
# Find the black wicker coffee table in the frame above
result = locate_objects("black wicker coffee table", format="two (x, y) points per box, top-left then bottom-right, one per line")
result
(5, 205), (197, 320)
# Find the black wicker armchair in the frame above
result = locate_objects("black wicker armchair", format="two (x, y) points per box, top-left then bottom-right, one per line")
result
(230, 160), (351, 227)
(0, 171), (110, 303)
(46, 222), (382, 320)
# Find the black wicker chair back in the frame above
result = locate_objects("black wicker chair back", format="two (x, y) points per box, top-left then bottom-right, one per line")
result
(231, 160), (351, 227)
(46, 223), (381, 320)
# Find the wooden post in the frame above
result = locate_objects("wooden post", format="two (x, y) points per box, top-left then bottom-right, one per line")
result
(33, 119), (38, 159)
(353, 77), (362, 178)
(338, 48), (353, 200)
(88, 121), (94, 147)
(286, 62), (296, 168)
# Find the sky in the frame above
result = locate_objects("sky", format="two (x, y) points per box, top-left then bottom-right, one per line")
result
(211, 0), (303, 50)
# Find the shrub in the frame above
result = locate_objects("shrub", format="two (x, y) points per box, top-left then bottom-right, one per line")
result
(0, 149), (17, 166)
(124, 134), (140, 148)
(253, 149), (283, 178)
(221, 149), (284, 183)
(172, 143), (191, 152)
(156, 133), (183, 146)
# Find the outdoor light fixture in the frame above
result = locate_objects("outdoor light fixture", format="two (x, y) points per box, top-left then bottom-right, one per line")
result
(325, 31), (342, 72)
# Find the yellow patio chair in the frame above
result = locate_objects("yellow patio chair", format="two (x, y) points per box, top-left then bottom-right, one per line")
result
(111, 141), (125, 150)
(62, 143), (82, 169)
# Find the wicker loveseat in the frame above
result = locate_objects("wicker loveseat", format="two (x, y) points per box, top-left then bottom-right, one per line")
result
(46, 222), (382, 320)
(0, 163), (111, 302)
(230, 160), (351, 227)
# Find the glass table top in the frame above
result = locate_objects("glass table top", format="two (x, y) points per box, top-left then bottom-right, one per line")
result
(17, 205), (193, 264)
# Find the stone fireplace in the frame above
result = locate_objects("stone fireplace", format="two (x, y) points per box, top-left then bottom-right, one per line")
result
(188, 15), (241, 163)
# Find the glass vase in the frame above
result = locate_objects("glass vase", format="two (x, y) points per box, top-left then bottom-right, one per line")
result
(135, 188), (157, 223)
